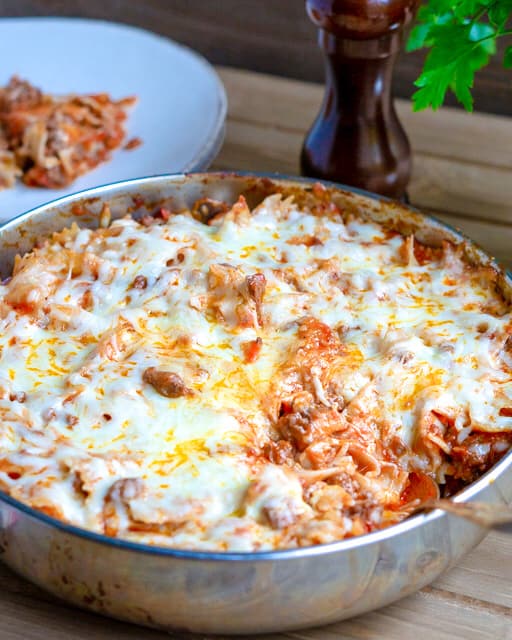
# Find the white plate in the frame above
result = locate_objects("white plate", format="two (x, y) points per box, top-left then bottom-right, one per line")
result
(0, 17), (227, 222)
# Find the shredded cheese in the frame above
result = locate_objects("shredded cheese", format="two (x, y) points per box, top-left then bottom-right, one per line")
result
(0, 192), (510, 550)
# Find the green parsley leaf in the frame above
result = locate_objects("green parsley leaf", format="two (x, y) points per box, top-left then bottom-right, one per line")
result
(409, 1), (512, 111)
(505, 44), (512, 67)
(489, 0), (512, 29)
(406, 23), (432, 51)
(411, 21), (494, 111)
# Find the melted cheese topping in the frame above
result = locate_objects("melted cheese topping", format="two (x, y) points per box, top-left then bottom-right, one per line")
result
(0, 193), (511, 550)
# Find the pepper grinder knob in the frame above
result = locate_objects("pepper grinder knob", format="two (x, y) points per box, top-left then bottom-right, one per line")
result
(301, 0), (420, 200)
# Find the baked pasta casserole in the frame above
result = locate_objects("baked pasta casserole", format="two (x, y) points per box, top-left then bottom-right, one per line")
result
(0, 76), (136, 190)
(0, 186), (510, 550)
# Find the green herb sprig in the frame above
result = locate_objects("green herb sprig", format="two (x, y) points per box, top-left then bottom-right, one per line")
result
(408, 1), (512, 111)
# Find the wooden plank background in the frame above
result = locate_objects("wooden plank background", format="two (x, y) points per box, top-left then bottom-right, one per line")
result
(0, 0), (511, 116)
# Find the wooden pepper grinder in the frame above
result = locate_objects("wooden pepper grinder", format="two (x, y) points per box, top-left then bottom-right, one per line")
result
(301, 0), (420, 200)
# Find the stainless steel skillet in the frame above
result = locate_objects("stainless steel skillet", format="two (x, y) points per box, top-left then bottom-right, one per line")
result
(0, 172), (510, 635)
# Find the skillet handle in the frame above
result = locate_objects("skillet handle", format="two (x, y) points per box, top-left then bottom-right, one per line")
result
(426, 499), (512, 532)
(493, 521), (512, 535)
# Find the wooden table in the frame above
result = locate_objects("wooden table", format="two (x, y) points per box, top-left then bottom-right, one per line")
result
(1, 67), (511, 640)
